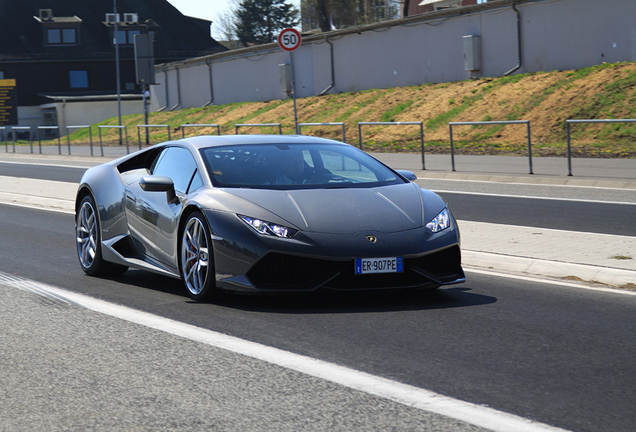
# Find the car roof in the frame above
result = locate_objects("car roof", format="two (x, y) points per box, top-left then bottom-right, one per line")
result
(177, 134), (348, 150)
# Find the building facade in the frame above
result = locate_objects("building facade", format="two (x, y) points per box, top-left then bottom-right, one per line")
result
(0, 0), (226, 136)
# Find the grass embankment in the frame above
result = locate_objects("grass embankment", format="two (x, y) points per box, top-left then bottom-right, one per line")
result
(45, 61), (636, 157)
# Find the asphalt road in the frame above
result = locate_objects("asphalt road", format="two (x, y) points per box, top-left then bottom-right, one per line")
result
(1, 202), (635, 432)
(0, 161), (86, 183)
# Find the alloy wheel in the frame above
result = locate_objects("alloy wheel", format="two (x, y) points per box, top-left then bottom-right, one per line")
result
(181, 216), (210, 295)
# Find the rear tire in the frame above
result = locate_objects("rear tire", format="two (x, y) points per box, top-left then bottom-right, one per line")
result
(180, 212), (217, 301)
(76, 195), (127, 277)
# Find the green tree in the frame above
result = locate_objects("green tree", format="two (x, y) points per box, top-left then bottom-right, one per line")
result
(235, 0), (300, 46)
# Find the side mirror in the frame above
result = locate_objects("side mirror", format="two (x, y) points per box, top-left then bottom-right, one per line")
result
(396, 170), (417, 181)
(140, 176), (178, 204)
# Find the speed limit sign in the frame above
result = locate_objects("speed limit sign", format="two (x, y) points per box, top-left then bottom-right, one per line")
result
(278, 28), (302, 52)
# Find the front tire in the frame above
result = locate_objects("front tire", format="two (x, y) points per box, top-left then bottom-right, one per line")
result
(76, 195), (127, 276)
(180, 212), (217, 301)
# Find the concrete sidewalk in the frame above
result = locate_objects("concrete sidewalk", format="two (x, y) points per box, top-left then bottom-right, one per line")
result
(0, 149), (635, 289)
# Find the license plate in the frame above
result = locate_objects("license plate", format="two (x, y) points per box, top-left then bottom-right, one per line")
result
(355, 257), (403, 275)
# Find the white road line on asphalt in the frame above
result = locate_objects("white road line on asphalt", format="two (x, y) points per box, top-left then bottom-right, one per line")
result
(0, 160), (93, 169)
(0, 270), (571, 432)
(465, 268), (636, 296)
(0, 200), (74, 215)
(431, 189), (636, 206)
(419, 177), (636, 191)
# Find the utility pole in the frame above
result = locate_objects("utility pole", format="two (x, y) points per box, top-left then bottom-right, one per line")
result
(114, 0), (123, 145)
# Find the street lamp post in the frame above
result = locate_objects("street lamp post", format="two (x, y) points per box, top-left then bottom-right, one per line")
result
(114, 0), (123, 145)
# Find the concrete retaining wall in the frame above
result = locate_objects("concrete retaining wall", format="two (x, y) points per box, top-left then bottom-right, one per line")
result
(150, 0), (636, 112)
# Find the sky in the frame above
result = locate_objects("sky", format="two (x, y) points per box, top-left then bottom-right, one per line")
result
(166, 0), (301, 39)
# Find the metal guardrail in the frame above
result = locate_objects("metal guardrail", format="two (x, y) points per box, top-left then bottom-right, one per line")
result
(37, 126), (62, 155)
(235, 123), (282, 135)
(449, 120), (533, 174)
(181, 124), (221, 138)
(137, 124), (171, 150)
(358, 122), (425, 170)
(565, 119), (636, 176)
(298, 122), (346, 143)
(66, 125), (93, 156)
(12, 127), (33, 153)
(99, 125), (129, 154)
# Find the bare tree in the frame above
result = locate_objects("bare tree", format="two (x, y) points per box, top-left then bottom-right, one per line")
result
(212, 0), (239, 45)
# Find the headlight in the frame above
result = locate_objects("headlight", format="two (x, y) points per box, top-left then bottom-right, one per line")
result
(238, 215), (297, 239)
(426, 208), (451, 233)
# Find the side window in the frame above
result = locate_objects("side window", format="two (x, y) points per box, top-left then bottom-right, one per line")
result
(151, 147), (198, 194)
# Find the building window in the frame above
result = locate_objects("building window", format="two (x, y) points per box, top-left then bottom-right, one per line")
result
(63, 28), (77, 43)
(0, 72), (4, 79)
(46, 27), (78, 45)
(113, 29), (141, 45)
(69, 70), (89, 88)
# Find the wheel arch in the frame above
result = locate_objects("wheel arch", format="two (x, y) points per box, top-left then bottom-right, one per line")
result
(75, 184), (95, 215)
(177, 204), (213, 267)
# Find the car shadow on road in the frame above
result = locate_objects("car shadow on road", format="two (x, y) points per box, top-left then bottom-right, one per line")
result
(108, 270), (496, 314)
(211, 286), (497, 314)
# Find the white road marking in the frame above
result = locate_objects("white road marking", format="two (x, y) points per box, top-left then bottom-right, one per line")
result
(465, 267), (636, 296)
(0, 200), (74, 215)
(0, 159), (93, 169)
(0, 270), (571, 432)
(431, 189), (636, 206)
(419, 176), (636, 191)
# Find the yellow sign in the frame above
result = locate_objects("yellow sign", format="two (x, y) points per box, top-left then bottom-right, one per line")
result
(0, 79), (17, 125)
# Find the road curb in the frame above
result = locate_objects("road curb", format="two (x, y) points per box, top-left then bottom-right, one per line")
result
(463, 250), (636, 288)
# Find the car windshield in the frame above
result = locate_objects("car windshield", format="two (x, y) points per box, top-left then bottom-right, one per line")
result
(200, 143), (406, 189)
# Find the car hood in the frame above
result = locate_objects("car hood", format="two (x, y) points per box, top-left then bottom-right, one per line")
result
(222, 183), (425, 235)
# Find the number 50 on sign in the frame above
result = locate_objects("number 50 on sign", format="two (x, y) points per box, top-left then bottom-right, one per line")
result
(278, 28), (302, 52)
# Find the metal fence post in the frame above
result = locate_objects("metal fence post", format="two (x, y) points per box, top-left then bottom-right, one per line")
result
(449, 124), (455, 172)
(448, 120), (532, 174)
(137, 125), (171, 149)
(37, 126), (61, 154)
(526, 121), (533, 175)
(66, 125), (93, 156)
(566, 121), (572, 176)
(0, 127), (6, 152)
(99, 125), (129, 154)
(11, 127), (32, 154)
(420, 122), (425, 170)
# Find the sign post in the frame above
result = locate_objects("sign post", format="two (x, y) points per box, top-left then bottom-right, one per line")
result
(277, 28), (302, 134)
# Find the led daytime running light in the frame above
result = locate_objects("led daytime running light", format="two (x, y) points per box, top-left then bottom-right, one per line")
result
(426, 208), (451, 233)
(239, 215), (297, 239)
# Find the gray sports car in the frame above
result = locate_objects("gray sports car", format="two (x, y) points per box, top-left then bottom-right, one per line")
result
(75, 135), (465, 300)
